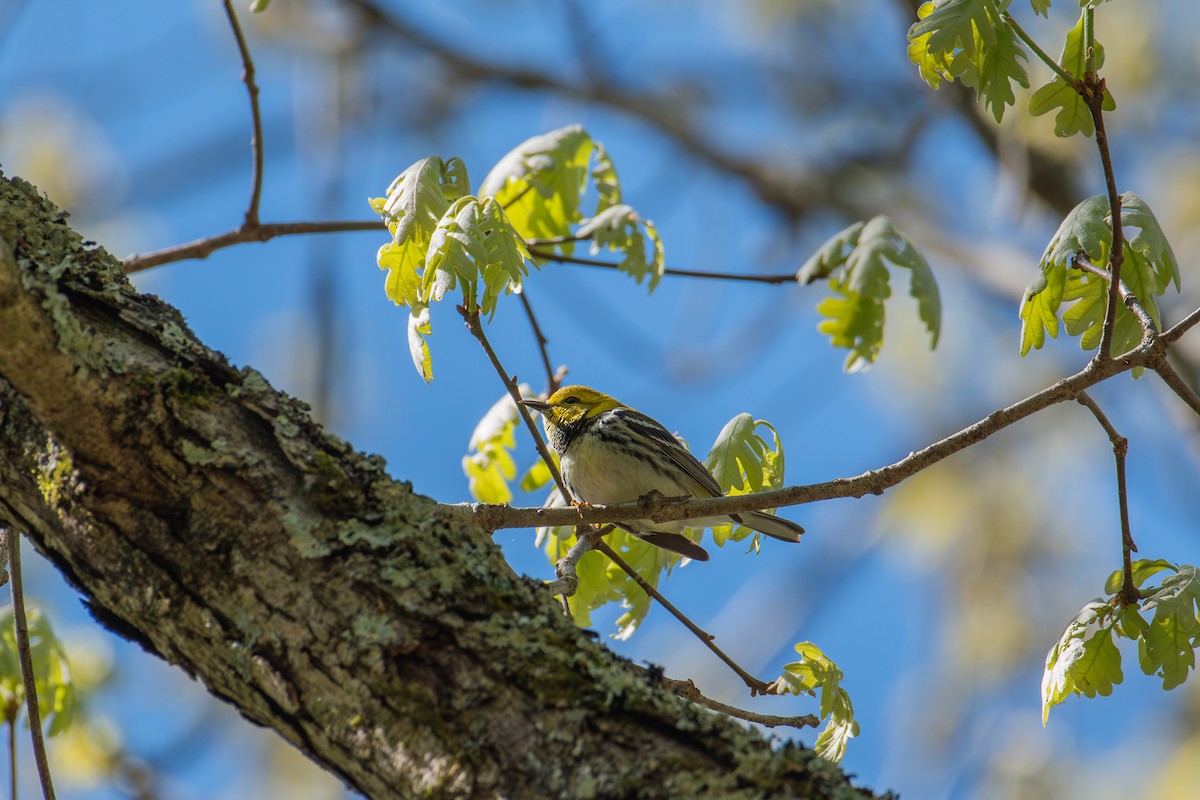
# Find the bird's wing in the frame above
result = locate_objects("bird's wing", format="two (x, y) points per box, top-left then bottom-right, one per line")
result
(623, 410), (723, 497)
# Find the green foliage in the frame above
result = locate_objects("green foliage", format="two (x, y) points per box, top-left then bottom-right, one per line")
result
(1028, 11), (1115, 137)
(768, 642), (859, 763)
(704, 415), (785, 549)
(371, 127), (664, 381)
(1019, 193), (1180, 362)
(248, 0), (270, 12)
(462, 390), (529, 505)
(478, 126), (598, 245)
(0, 606), (76, 737)
(1042, 561), (1200, 722)
(798, 216), (940, 372)
(907, 0), (1030, 123)
(577, 204), (665, 291)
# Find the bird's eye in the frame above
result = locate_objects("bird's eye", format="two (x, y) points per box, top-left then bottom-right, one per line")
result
(563, 396), (580, 405)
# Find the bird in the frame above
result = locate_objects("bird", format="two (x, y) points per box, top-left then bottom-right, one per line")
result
(520, 385), (804, 561)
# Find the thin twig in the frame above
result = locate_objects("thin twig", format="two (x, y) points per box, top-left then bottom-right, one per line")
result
(527, 246), (796, 284)
(221, 0), (264, 227)
(593, 539), (770, 695)
(1152, 361), (1200, 418)
(545, 527), (610, 598)
(1072, 254), (1159, 341)
(1081, 69), (1125, 361)
(1163, 306), (1200, 344)
(122, 220), (385, 273)
(8, 531), (57, 800)
(1003, 12), (1078, 88)
(656, 673), (819, 730)
(458, 306), (572, 505)
(1076, 393), (1139, 604)
(516, 291), (563, 394)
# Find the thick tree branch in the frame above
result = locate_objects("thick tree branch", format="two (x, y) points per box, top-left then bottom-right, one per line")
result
(0, 174), (873, 799)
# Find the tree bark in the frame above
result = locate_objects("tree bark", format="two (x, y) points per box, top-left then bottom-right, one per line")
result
(0, 172), (879, 799)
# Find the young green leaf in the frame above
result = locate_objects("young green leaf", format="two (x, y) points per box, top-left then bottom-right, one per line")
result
(1022, 193), (1181, 361)
(462, 389), (529, 504)
(705, 416), (786, 548)
(479, 125), (597, 245)
(1028, 12), (1115, 137)
(371, 157), (470, 307)
(799, 216), (940, 371)
(1105, 558), (1177, 595)
(1029, 0), (1051, 17)
(769, 642), (858, 763)
(478, 198), (534, 319)
(1041, 599), (1118, 723)
(407, 305), (434, 383)
(907, 0), (1028, 122)
(1138, 565), (1200, 689)
(0, 606), (76, 737)
(577, 204), (666, 292)
(590, 142), (622, 216)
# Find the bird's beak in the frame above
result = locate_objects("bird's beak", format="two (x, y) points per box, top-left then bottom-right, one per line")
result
(519, 398), (550, 413)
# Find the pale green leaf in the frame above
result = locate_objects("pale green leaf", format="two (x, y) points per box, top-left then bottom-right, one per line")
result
(1120, 192), (1181, 293)
(578, 204), (666, 292)
(801, 216), (939, 370)
(946, 7), (1029, 123)
(1042, 599), (1112, 723)
(462, 388), (528, 504)
(1105, 558), (1177, 595)
(769, 642), (857, 763)
(479, 125), (595, 244)
(0, 606), (76, 737)
(591, 142), (622, 215)
(1028, 12), (1115, 137)
(1030, 0), (1051, 16)
(907, 2), (954, 88)
(407, 305), (434, 383)
(478, 198), (534, 319)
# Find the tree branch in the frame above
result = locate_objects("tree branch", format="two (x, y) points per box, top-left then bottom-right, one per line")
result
(1075, 393), (1138, 603)
(467, 348), (1162, 532)
(222, 0), (264, 228)
(121, 220), (384, 273)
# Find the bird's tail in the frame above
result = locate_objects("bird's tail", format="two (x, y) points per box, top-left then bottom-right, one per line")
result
(735, 511), (805, 542)
(634, 531), (711, 562)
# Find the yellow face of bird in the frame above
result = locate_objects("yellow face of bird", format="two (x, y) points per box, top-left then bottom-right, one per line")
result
(521, 385), (623, 431)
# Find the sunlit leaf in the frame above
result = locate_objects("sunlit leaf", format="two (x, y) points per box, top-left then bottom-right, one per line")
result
(1105, 558), (1177, 595)
(800, 216), (939, 371)
(1041, 599), (1113, 723)
(1138, 565), (1200, 689)
(462, 388), (529, 505)
(769, 642), (858, 763)
(578, 204), (666, 292)
(407, 305), (434, 383)
(0, 606), (76, 737)
(1028, 12), (1115, 137)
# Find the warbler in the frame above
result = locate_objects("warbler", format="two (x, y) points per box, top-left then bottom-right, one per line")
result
(520, 386), (804, 561)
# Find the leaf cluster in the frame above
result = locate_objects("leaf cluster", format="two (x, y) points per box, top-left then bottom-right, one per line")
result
(908, 1), (1114, 135)
(798, 216), (941, 372)
(768, 642), (859, 763)
(1019, 193), (1180, 363)
(1042, 561), (1200, 722)
(0, 605), (75, 737)
(371, 126), (665, 382)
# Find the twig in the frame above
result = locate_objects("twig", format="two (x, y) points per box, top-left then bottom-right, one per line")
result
(1072, 254), (1159, 342)
(1080, 62), (1125, 360)
(1003, 12), (1078, 88)
(1163, 306), (1200, 344)
(458, 306), (572, 505)
(1152, 361), (1200, 418)
(593, 538), (770, 695)
(516, 291), (563, 394)
(221, 0), (264, 227)
(656, 673), (819, 730)
(544, 527), (609, 598)
(122, 220), (384, 273)
(1075, 393), (1139, 604)
(527, 246), (796, 285)
(8, 531), (57, 800)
